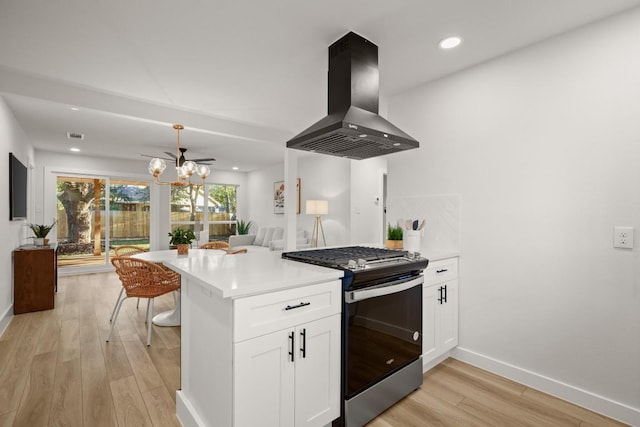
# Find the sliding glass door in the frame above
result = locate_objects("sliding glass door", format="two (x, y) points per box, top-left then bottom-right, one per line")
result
(56, 175), (150, 270)
(56, 176), (107, 268)
(109, 179), (150, 250)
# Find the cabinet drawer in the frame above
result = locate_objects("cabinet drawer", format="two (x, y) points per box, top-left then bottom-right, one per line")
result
(234, 280), (341, 342)
(423, 258), (458, 286)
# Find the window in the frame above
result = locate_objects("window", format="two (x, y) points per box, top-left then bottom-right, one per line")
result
(170, 184), (238, 242)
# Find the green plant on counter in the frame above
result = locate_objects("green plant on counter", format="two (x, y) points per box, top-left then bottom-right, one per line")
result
(387, 224), (403, 241)
(168, 227), (196, 245)
(27, 219), (57, 238)
(236, 219), (253, 235)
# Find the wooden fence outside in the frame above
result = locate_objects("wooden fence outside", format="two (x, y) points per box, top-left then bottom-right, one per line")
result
(56, 210), (150, 239)
(56, 210), (235, 240)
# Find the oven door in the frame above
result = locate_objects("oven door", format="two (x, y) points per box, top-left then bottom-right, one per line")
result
(344, 275), (423, 399)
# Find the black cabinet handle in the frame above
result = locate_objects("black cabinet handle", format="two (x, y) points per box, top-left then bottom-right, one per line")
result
(288, 331), (295, 362)
(285, 302), (311, 311)
(436, 269), (448, 274)
(443, 285), (448, 304)
(300, 328), (306, 358)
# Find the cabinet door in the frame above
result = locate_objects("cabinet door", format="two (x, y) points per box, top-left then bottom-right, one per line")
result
(422, 285), (438, 363)
(439, 279), (458, 352)
(294, 314), (341, 427)
(13, 248), (55, 314)
(234, 330), (295, 427)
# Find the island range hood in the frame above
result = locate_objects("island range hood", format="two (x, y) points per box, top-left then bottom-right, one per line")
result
(286, 32), (420, 160)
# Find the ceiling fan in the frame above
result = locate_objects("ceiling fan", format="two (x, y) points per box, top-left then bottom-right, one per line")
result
(141, 147), (216, 167)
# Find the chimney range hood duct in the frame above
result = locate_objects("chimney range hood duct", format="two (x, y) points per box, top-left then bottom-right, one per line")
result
(286, 32), (419, 160)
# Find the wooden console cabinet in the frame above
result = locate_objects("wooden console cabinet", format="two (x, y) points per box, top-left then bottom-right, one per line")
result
(13, 245), (57, 314)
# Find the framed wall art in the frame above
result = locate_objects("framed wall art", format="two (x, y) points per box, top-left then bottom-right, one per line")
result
(273, 178), (300, 214)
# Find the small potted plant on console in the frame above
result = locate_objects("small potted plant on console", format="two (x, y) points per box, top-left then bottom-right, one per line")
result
(168, 227), (196, 255)
(27, 219), (57, 246)
(386, 223), (403, 250)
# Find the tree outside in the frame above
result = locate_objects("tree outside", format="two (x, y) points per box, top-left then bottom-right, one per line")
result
(56, 177), (151, 261)
(170, 184), (238, 241)
(57, 180), (97, 244)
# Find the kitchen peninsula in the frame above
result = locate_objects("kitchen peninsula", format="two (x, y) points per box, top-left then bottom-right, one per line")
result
(164, 251), (344, 427)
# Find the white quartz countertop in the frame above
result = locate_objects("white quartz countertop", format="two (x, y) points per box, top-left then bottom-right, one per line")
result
(423, 250), (460, 262)
(163, 251), (344, 299)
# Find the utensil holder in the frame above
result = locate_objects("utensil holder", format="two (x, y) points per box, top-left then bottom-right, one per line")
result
(404, 230), (421, 253)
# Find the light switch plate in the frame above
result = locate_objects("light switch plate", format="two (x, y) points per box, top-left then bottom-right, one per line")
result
(614, 226), (634, 249)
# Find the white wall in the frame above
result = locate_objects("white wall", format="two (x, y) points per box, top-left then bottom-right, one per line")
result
(246, 162), (286, 231)
(298, 153), (351, 247)
(0, 96), (35, 335)
(350, 157), (387, 246)
(387, 8), (640, 424)
(246, 154), (355, 247)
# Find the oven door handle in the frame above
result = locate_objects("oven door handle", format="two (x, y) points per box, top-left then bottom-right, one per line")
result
(346, 276), (423, 303)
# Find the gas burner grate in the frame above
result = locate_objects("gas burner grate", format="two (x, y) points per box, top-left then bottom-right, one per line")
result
(283, 246), (407, 268)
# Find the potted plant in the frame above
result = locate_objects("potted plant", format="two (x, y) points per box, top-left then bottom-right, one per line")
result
(386, 223), (403, 249)
(27, 219), (56, 246)
(168, 227), (196, 255)
(236, 219), (253, 235)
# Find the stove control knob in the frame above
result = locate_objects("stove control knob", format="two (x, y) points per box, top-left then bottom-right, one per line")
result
(347, 260), (358, 270)
(357, 259), (367, 269)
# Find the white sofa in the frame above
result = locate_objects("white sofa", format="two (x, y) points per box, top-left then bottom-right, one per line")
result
(228, 227), (310, 252)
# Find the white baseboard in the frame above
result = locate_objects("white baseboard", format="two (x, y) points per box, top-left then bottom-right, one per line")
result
(176, 391), (207, 427)
(423, 351), (451, 373)
(0, 304), (13, 338)
(451, 347), (640, 426)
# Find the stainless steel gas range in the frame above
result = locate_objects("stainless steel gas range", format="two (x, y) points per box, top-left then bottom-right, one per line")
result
(282, 246), (429, 426)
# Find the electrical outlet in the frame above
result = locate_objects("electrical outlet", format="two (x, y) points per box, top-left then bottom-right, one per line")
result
(614, 226), (634, 249)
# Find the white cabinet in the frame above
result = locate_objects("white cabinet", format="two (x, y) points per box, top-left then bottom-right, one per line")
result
(177, 278), (342, 427)
(293, 315), (341, 426)
(422, 257), (459, 370)
(234, 314), (341, 427)
(233, 281), (341, 427)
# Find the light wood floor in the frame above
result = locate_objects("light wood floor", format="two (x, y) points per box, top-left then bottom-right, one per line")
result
(368, 358), (627, 427)
(0, 272), (181, 427)
(0, 273), (628, 427)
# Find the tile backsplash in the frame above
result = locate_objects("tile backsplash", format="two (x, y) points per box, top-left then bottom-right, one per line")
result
(387, 194), (460, 252)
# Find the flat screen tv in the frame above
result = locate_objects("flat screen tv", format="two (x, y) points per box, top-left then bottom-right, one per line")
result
(9, 152), (28, 220)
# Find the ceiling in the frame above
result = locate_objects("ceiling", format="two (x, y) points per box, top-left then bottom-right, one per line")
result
(1, 0), (639, 172)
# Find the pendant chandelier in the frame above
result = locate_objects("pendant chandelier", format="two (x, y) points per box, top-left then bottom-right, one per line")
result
(147, 124), (211, 186)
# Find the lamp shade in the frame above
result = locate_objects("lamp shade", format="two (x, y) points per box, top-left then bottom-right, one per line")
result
(306, 199), (328, 215)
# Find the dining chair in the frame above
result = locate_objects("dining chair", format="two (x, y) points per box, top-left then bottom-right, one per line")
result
(110, 245), (148, 320)
(200, 241), (230, 250)
(113, 245), (147, 256)
(224, 248), (248, 254)
(107, 256), (181, 346)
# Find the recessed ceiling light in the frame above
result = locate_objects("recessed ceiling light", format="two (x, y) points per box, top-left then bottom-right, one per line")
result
(71, 107), (79, 111)
(439, 36), (462, 50)
(232, 166), (239, 170)
(70, 147), (80, 152)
